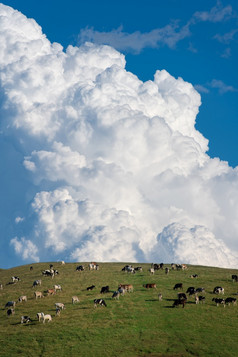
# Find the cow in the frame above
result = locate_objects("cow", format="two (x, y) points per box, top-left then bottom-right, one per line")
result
(195, 287), (205, 293)
(165, 267), (169, 275)
(112, 291), (120, 299)
(134, 267), (143, 272)
(72, 296), (79, 304)
(47, 289), (56, 296)
(33, 279), (41, 287)
(7, 308), (15, 316)
(173, 299), (186, 308)
(158, 294), (163, 301)
(21, 316), (32, 324)
(41, 313), (52, 323)
(225, 297), (237, 306)
(232, 274), (238, 282)
(55, 302), (65, 310)
(87, 285), (96, 291)
(11, 276), (20, 283)
(149, 268), (155, 275)
(196, 296), (206, 304)
(186, 287), (196, 295)
(181, 264), (188, 270)
(118, 287), (125, 295)
(5, 301), (16, 309)
(143, 283), (157, 289)
(34, 291), (44, 299)
(76, 265), (84, 271)
(173, 283), (183, 290)
(212, 298), (226, 307)
(18, 295), (27, 303)
(30, 266), (33, 271)
(42, 269), (54, 278)
(190, 274), (198, 279)
(61, 261), (65, 265)
(213, 286), (224, 295)
(118, 284), (133, 293)
(122, 265), (135, 273)
(89, 263), (97, 270)
(94, 299), (107, 307)
(171, 264), (176, 270)
(178, 293), (187, 301)
(100, 286), (109, 294)
(54, 284), (62, 292)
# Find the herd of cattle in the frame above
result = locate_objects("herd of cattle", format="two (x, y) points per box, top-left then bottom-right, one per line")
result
(1, 262), (238, 324)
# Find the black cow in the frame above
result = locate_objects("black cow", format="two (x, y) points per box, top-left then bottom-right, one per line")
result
(186, 287), (196, 295)
(173, 299), (186, 308)
(173, 283), (183, 290)
(100, 286), (109, 294)
(195, 287), (205, 293)
(94, 299), (107, 307)
(225, 297), (237, 306)
(178, 293), (187, 300)
(21, 315), (32, 324)
(87, 285), (96, 291)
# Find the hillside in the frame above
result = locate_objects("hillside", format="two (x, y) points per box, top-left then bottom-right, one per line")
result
(0, 262), (238, 357)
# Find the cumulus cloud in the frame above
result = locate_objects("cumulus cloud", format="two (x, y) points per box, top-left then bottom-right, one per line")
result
(1, 3), (238, 268)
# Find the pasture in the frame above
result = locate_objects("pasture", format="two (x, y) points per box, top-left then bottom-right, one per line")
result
(0, 262), (238, 357)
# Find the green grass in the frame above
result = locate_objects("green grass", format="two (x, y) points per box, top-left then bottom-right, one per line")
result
(0, 262), (238, 357)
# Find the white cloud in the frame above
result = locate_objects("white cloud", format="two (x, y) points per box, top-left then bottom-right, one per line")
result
(193, 1), (233, 23)
(15, 216), (24, 224)
(209, 79), (237, 94)
(78, 23), (191, 54)
(1, 4), (238, 268)
(10, 237), (39, 262)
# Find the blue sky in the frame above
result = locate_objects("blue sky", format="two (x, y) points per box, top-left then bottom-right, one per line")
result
(3, 0), (238, 166)
(1, 1), (238, 269)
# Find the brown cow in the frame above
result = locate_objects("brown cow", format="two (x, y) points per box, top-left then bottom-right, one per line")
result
(47, 289), (56, 296)
(118, 284), (133, 292)
(143, 284), (157, 289)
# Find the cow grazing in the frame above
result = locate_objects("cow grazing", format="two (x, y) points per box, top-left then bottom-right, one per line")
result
(149, 268), (155, 275)
(42, 269), (54, 278)
(171, 264), (176, 270)
(118, 284), (133, 293)
(134, 267), (143, 272)
(173, 299), (186, 308)
(190, 274), (198, 278)
(143, 283), (157, 289)
(56, 308), (61, 316)
(232, 274), (238, 282)
(213, 286), (224, 295)
(165, 267), (169, 275)
(33, 279), (41, 287)
(47, 289), (56, 296)
(5, 301), (16, 309)
(197, 296), (206, 304)
(11, 276), (20, 283)
(173, 283), (183, 290)
(225, 297), (237, 306)
(100, 286), (109, 294)
(36, 313), (43, 321)
(7, 308), (15, 316)
(118, 287), (125, 295)
(54, 284), (62, 292)
(76, 265), (84, 271)
(89, 263), (97, 270)
(186, 287), (196, 295)
(30, 266), (33, 271)
(195, 287), (205, 293)
(41, 313), (52, 323)
(178, 293), (187, 301)
(122, 265), (135, 273)
(112, 291), (120, 299)
(72, 296), (79, 304)
(21, 316), (32, 324)
(55, 303), (65, 310)
(18, 295), (27, 303)
(94, 299), (107, 307)
(212, 298), (226, 307)
(87, 285), (96, 291)
(34, 291), (44, 299)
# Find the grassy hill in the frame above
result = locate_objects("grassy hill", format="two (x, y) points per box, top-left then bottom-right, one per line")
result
(0, 262), (238, 357)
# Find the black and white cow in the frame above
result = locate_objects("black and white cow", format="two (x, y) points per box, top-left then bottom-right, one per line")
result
(213, 286), (224, 294)
(94, 299), (107, 307)
(212, 298), (225, 307)
(225, 297), (237, 306)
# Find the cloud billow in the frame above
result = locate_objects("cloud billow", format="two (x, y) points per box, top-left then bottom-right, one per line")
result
(1, 4), (238, 268)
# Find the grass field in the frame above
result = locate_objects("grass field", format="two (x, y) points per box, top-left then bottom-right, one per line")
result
(0, 262), (238, 357)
